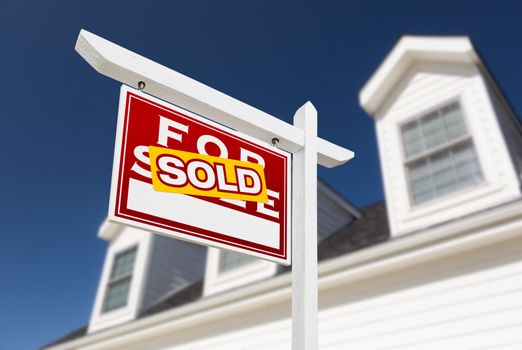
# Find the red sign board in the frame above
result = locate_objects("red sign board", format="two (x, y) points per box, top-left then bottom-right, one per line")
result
(109, 86), (291, 265)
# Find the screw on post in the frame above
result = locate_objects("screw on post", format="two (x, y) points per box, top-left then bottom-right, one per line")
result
(138, 81), (146, 91)
(271, 137), (280, 148)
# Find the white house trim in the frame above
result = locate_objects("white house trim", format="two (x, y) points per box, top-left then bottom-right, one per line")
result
(359, 36), (481, 115)
(87, 227), (154, 333)
(361, 37), (522, 237)
(203, 248), (277, 296)
(46, 199), (522, 349)
(75, 29), (354, 168)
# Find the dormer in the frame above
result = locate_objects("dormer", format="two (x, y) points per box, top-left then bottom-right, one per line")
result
(88, 221), (206, 333)
(203, 180), (360, 296)
(360, 36), (522, 237)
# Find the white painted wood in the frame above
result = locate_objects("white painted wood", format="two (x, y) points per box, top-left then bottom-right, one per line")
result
(359, 36), (479, 114)
(482, 74), (522, 179)
(88, 226), (153, 333)
(90, 225), (206, 332)
(52, 199), (522, 349)
(373, 60), (521, 237)
(359, 37), (521, 238)
(203, 247), (277, 297)
(75, 29), (354, 168)
(292, 102), (318, 350)
(49, 214), (522, 350)
(50, 35), (522, 350)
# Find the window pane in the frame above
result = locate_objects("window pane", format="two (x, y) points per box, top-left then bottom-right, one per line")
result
(403, 101), (482, 205)
(429, 149), (457, 196)
(413, 188), (435, 204)
(452, 141), (475, 163)
(412, 177), (434, 203)
(407, 140), (483, 205)
(102, 247), (137, 313)
(219, 250), (256, 273)
(456, 161), (482, 188)
(110, 247), (137, 279)
(402, 101), (469, 161)
(452, 143), (483, 190)
(429, 149), (452, 173)
(441, 102), (467, 141)
(409, 158), (435, 204)
(402, 120), (424, 158)
(421, 111), (446, 150)
(103, 277), (131, 312)
(409, 158), (430, 181)
(432, 166), (457, 196)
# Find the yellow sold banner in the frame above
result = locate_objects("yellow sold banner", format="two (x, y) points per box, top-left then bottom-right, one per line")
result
(149, 146), (268, 203)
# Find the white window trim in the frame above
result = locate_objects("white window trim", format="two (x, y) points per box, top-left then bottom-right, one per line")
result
(399, 97), (485, 208)
(203, 247), (277, 296)
(88, 228), (153, 333)
(101, 245), (138, 313)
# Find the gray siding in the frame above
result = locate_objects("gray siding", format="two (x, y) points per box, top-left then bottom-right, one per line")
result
(154, 234), (522, 350)
(140, 181), (353, 311)
(141, 234), (206, 311)
(317, 189), (354, 241)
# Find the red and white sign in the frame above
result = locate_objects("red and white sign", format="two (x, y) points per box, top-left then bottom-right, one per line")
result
(109, 85), (291, 264)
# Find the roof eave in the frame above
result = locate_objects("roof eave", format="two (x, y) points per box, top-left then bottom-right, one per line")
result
(359, 36), (480, 116)
(45, 199), (522, 350)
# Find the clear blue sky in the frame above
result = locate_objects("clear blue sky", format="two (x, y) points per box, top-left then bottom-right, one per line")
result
(1, 1), (522, 349)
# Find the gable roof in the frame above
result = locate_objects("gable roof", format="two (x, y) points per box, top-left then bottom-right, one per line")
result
(44, 201), (388, 348)
(42, 326), (88, 349)
(359, 36), (481, 115)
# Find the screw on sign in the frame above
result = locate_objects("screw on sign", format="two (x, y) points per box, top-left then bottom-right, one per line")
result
(109, 85), (291, 264)
(149, 146), (268, 202)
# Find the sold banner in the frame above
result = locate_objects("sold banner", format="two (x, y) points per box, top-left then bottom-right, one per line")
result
(109, 86), (291, 264)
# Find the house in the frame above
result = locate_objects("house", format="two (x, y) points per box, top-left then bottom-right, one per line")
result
(44, 35), (522, 349)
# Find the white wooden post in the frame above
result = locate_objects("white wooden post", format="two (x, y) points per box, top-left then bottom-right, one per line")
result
(292, 102), (318, 350)
(74, 29), (355, 349)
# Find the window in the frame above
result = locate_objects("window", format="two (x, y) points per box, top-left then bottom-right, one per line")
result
(102, 246), (137, 313)
(218, 250), (256, 273)
(401, 101), (483, 205)
(203, 247), (277, 296)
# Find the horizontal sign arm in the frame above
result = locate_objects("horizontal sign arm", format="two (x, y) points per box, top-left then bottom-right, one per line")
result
(75, 29), (354, 168)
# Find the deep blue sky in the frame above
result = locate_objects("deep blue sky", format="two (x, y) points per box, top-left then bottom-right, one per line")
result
(2, 1), (522, 349)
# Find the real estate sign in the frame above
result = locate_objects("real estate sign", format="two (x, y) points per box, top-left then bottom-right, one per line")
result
(109, 85), (291, 265)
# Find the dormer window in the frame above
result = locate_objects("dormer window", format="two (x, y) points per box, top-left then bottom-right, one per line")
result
(401, 101), (483, 205)
(102, 246), (137, 313)
(361, 36), (522, 237)
(218, 250), (256, 273)
(203, 247), (277, 296)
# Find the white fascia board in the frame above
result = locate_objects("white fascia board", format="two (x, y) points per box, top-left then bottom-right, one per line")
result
(46, 199), (522, 350)
(75, 30), (354, 168)
(359, 36), (480, 115)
